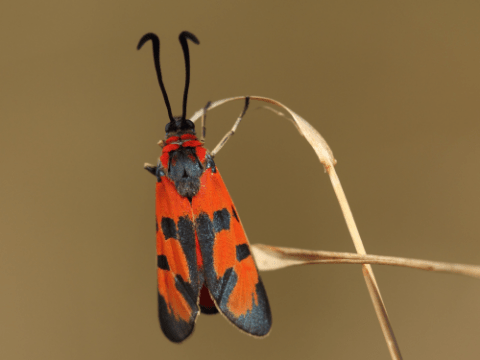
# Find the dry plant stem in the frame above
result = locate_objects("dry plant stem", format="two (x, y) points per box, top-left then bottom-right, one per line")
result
(251, 244), (480, 278)
(189, 96), (401, 359)
(328, 167), (402, 360)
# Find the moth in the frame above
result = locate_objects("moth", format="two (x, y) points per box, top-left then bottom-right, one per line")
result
(138, 31), (272, 343)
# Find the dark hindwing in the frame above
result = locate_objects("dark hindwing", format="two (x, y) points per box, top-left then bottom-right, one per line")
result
(192, 166), (272, 337)
(155, 173), (200, 342)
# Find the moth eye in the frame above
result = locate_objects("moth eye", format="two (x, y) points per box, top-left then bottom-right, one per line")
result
(165, 122), (177, 133)
(180, 119), (195, 131)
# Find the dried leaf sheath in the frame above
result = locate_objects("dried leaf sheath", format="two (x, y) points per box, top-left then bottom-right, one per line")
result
(251, 244), (480, 279)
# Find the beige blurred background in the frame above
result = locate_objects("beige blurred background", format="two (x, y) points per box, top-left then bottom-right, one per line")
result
(2, 1), (480, 359)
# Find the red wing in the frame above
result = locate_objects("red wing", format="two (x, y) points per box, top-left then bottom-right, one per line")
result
(156, 176), (200, 343)
(192, 167), (272, 337)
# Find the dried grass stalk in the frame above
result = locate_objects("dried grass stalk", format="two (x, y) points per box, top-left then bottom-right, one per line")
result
(190, 96), (402, 359)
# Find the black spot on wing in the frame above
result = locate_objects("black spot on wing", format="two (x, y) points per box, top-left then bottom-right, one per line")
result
(236, 244), (250, 262)
(161, 217), (177, 240)
(177, 216), (195, 248)
(213, 208), (230, 233)
(231, 205), (239, 222)
(157, 255), (170, 271)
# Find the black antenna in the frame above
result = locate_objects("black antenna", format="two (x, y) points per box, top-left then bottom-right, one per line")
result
(137, 33), (175, 124)
(178, 31), (200, 122)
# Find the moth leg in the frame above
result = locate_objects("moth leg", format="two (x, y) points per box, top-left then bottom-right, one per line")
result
(200, 101), (212, 143)
(210, 96), (250, 157)
(144, 163), (157, 176)
(144, 162), (166, 182)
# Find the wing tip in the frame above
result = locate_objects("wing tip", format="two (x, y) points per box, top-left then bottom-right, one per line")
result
(157, 291), (198, 343)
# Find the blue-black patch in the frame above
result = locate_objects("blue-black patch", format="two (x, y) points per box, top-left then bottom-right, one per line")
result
(213, 208), (230, 233)
(177, 216), (198, 288)
(236, 244), (250, 262)
(161, 217), (177, 240)
(195, 213), (218, 296)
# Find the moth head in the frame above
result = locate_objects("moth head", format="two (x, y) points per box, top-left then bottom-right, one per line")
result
(165, 117), (196, 137)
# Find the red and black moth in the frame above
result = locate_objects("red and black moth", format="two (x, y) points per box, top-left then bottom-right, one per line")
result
(138, 31), (272, 343)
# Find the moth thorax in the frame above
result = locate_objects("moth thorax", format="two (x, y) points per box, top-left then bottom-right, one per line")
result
(168, 147), (203, 198)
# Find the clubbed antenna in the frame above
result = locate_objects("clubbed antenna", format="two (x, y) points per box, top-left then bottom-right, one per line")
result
(178, 31), (200, 122)
(137, 33), (175, 124)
